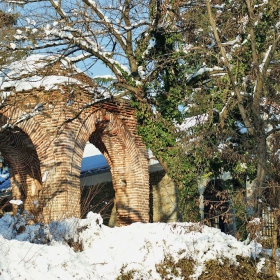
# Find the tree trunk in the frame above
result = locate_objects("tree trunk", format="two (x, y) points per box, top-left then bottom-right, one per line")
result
(254, 135), (267, 216)
(271, 209), (278, 279)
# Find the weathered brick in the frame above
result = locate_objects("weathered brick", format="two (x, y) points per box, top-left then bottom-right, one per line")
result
(0, 69), (149, 225)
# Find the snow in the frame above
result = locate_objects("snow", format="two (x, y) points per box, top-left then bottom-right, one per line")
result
(0, 54), (88, 96)
(0, 179), (10, 192)
(186, 65), (224, 83)
(1, 75), (83, 92)
(93, 74), (115, 80)
(259, 45), (272, 73)
(178, 114), (208, 131)
(0, 172), (9, 182)
(275, 149), (280, 161)
(42, 171), (49, 183)
(9, 199), (23, 205)
(221, 35), (241, 46)
(254, 0), (268, 8)
(183, 43), (193, 52)
(0, 54), (82, 81)
(9, 42), (17, 50)
(0, 212), (264, 280)
(1, 55), (52, 79)
(81, 154), (109, 173)
(0, 167), (10, 192)
(81, 143), (109, 174)
(81, 143), (160, 174)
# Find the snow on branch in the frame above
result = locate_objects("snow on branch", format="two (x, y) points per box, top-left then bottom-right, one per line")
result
(259, 45), (272, 73)
(14, 103), (44, 125)
(81, 0), (128, 48)
(0, 102), (44, 134)
(186, 65), (224, 84)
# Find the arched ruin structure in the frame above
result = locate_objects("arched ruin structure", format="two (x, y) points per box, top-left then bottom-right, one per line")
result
(0, 55), (150, 225)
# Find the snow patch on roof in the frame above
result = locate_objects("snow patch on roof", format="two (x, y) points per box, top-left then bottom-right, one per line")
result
(0, 75), (83, 92)
(81, 144), (109, 173)
(1, 54), (78, 79)
(0, 54), (85, 97)
(81, 143), (160, 174)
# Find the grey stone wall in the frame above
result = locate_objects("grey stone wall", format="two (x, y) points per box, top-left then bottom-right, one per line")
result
(82, 170), (179, 226)
(149, 170), (178, 223)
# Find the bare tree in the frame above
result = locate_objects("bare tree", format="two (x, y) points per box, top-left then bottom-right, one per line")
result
(1, 0), (203, 219)
(2, 0), (280, 225)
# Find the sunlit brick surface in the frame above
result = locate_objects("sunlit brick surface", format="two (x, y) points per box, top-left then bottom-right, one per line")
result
(0, 69), (149, 225)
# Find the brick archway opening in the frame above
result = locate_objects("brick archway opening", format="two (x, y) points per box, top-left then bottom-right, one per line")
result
(0, 126), (42, 219)
(77, 104), (150, 226)
(79, 121), (129, 227)
(80, 141), (115, 226)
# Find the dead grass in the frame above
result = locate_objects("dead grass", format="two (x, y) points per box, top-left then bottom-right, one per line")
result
(117, 255), (274, 280)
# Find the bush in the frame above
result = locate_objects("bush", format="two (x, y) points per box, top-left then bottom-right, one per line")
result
(200, 256), (272, 280)
(156, 255), (194, 279)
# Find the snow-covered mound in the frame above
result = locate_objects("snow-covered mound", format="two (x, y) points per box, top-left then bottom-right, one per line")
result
(0, 212), (262, 280)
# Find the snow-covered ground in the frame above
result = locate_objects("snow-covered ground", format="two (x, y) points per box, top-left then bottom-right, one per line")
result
(0, 212), (265, 280)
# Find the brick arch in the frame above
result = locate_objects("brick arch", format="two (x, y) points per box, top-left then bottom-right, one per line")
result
(0, 108), (60, 221)
(0, 81), (149, 225)
(68, 103), (150, 225)
(102, 113), (149, 225)
(0, 127), (41, 214)
(0, 108), (56, 170)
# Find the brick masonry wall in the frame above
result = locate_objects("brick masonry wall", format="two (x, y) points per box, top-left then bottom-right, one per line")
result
(0, 68), (150, 225)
